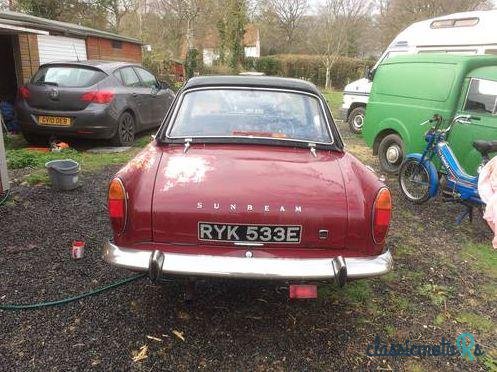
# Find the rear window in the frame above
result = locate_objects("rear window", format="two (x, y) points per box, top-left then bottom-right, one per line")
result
(32, 66), (106, 88)
(167, 88), (332, 144)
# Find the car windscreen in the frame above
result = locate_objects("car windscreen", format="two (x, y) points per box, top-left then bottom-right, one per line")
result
(167, 89), (332, 144)
(32, 65), (106, 88)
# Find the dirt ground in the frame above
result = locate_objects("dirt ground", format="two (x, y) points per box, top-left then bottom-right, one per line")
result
(1, 121), (496, 371)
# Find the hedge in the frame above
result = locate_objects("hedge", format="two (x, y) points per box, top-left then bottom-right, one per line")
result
(243, 54), (372, 89)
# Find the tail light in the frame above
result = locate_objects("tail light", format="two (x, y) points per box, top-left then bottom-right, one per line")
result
(108, 178), (127, 234)
(81, 90), (114, 104)
(372, 188), (391, 243)
(19, 86), (30, 99)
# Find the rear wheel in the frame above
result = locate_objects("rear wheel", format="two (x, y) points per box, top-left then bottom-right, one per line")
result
(347, 107), (365, 134)
(111, 112), (135, 147)
(22, 132), (49, 146)
(399, 158), (431, 204)
(378, 133), (404, 174)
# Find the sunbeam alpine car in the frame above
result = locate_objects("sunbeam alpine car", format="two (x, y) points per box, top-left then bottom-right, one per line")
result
(103, 76), (393, 296)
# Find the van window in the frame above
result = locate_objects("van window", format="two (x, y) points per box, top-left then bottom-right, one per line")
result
(375, 63), (455, 102)
(464, 78), (497, 115)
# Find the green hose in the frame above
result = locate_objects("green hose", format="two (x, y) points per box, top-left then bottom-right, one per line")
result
(0, 273), (147, 310)
(0, 188), (10, 206)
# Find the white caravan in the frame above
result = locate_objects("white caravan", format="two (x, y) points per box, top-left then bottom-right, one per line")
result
(341, 10), (497, 133)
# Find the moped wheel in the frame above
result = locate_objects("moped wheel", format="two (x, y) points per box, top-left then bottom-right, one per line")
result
(399, 159), (431, 204)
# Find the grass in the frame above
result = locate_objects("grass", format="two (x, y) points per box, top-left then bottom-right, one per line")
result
(417, 283), (451, 307)
(461, 243), (497, 279)
(4, 133), (151, 185)
(456, 312), (495, 333)
(322, 90), (342, 118)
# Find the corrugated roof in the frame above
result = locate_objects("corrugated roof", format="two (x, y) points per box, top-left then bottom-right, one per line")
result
(0, 11), (141, 44)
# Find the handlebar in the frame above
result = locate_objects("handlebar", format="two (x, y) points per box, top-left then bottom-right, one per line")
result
(419, 114), (472, 133)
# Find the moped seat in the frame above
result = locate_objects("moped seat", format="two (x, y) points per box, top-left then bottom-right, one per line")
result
(473, 140), (497, 157)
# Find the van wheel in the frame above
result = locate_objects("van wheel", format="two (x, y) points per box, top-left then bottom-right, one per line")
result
(378, 134), (404, 174)
(348, 107), (365, 134)
(111, 112), (135, 147)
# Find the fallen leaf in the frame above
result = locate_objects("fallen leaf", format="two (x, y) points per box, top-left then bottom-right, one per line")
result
(172, 330), (185, 342)
(132, 345), (148, 362)
(146, 335), (162, 342)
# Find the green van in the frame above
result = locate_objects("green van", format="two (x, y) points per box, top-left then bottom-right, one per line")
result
(362, 54), (497, 175)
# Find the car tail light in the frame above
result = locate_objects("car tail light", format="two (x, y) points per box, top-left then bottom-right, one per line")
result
(372, 188), (391, 243)
(81, 90), (114, 104)
(19, 86), (30, 99)
(108, 178), (127, 233)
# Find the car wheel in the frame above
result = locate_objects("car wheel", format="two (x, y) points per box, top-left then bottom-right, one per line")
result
(398, 158), (431, 204)
(347, 107), (365, 134)
(378, 133), (404, 174)
(22, 132), (48, 146)
(111, 112), (135, 147)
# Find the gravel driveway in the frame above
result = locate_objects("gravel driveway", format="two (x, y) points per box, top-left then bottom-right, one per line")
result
(1, 129), (496, 371)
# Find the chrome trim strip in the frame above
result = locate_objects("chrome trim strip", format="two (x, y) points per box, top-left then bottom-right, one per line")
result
(103, 241), (393, 280)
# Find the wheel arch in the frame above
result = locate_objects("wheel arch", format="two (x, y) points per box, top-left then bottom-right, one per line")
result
(347, 102), (366, 120)
(112, 108), (137, 137)
(373, 129), (400, 155)
(372, 118), (410, 155)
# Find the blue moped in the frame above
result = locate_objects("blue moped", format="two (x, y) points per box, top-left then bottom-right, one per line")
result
(398, 114), (497, 223)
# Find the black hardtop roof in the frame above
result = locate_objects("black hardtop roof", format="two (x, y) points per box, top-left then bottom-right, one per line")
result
(184, 75), (321, 95)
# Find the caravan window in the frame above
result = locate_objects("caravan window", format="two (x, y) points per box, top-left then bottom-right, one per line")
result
(464, 78), (497, 115)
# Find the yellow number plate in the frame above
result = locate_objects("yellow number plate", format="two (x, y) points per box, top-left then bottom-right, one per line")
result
(38, 116), (71, 127)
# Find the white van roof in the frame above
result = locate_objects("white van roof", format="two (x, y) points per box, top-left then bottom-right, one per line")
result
(389, 10), (497, 49)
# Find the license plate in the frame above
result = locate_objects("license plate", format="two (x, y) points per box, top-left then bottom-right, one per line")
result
(38, 116), (71, 126)
(198, 222), (301, 243)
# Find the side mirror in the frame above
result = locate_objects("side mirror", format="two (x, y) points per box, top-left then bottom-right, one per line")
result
(365, 66), (375, 81)
(159, 81), (170, 90)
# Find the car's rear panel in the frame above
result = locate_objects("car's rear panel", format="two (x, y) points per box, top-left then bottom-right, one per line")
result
(113, 143), (386, 258)
(26, 64), (108, 111)
(17, 63), (119, 139)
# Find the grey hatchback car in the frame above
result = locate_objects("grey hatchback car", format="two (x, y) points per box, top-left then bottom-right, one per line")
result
(16, 61), (175, 146)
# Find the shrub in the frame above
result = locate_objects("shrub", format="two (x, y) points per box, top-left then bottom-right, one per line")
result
(243, 54), (371, 89)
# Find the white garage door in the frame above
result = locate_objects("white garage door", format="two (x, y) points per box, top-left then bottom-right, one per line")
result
(37, 35), (87, 65)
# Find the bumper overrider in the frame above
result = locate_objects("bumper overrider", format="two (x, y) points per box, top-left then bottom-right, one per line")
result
(103, 241), (393, 287)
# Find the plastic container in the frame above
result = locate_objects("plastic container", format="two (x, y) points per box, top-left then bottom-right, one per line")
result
(71, 240), (85, 259)
(45, 159), (80, 191)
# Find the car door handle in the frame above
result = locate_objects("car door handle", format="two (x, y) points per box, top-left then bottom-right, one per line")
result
(132, 93), (138, 97)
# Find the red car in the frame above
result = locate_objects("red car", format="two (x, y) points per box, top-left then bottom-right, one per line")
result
(103, 76), (393, 297)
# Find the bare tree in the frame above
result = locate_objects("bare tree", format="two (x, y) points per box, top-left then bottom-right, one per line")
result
(97, 0), (139, 32)
(156, 0), (201, 51)
(310, 0), (370, 89)
(260, 0), (308, 45)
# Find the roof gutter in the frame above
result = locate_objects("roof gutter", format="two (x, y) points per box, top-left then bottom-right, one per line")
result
(0, 21), (48, 35)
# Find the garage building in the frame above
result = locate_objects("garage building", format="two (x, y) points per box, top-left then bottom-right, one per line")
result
(0, 10), (143, 104)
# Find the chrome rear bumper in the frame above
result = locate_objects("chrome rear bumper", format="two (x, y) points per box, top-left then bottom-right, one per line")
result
(103, 241), (393, 286)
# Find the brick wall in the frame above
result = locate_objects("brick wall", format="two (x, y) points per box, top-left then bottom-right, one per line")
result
(17, 33), (39, 84)
(86, 37), (142, 63)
